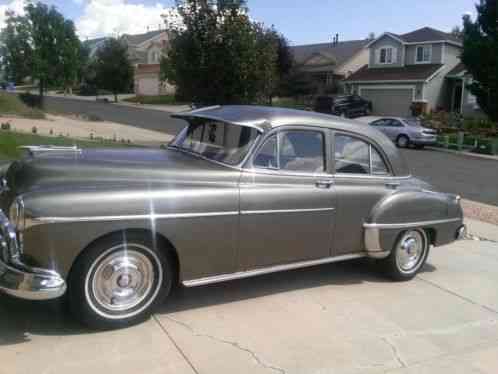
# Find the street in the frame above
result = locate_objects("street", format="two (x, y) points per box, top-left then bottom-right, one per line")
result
(1, 219), (497, 374)
(400, 148), (498, 206)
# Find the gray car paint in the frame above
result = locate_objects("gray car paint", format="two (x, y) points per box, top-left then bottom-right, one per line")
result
(368, 117), (437, 146)
(1, 106), (463, 285)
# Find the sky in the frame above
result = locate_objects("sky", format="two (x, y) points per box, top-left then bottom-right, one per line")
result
(0, 0), (477, 44)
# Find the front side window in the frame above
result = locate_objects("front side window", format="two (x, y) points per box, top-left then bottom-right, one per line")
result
(253, 130), (326, 174)
(416, 45), (431, 63)
(334, 134), (390, 175)
(171, 120), (260, 165)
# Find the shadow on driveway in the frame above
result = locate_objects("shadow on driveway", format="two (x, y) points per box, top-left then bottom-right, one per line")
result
(0, 259), (437, 346)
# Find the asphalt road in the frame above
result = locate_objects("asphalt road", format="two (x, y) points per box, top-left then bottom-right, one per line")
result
(401, 148), (498, 206)
(42, 95), (186, 136)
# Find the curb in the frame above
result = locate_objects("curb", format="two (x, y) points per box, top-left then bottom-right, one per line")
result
(426, 146), (498, 161)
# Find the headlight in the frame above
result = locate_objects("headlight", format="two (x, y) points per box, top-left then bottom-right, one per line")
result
(9, 197), (25, 232)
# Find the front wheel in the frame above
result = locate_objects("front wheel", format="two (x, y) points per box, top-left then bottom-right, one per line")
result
(379, 229), (430, 281)
(396, 135), (410, 148)
(68, 232), (172, 329)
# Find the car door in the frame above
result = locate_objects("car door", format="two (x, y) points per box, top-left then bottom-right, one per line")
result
(332, 132), (395, 255)
(238, 127), (337, 269)
(370, 119), (390, 137)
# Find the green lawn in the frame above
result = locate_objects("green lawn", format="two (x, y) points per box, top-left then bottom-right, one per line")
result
(0, 131), (134, 160)
(123, 95), (186, 105)
(0, 92), (45, 119)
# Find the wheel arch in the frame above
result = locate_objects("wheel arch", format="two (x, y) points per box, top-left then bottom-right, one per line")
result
(67, 228), (180, 285)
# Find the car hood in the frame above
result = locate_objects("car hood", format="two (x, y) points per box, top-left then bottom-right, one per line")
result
(5, 147), (233, 196)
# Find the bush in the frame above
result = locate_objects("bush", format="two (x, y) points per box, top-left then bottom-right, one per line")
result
(18, 92), (43, 108)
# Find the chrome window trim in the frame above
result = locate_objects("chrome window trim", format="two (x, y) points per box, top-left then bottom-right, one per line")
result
(182, 252), (366, 287)
(363, 217), (462, 229)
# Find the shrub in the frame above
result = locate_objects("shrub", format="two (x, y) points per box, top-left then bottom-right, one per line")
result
(19, 92), (43, 108)
(1, 122), (11, 130)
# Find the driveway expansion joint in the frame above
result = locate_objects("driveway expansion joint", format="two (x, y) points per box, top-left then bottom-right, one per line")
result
(152, 315), (200, 374)
(416, 276), (498, 315)
(164, 315), (286, 374)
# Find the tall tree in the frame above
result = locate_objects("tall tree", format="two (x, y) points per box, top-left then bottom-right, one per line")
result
(94, 38), (133, 102)
(162, 0), (282, 104)
(461, 0), (497, 121)
(0, 11), (33, 84)
(25, 2), (80, 98)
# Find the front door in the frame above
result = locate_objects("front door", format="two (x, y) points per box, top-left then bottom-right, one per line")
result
(332, 132), (394, 254)
(238, 128), (336, 270)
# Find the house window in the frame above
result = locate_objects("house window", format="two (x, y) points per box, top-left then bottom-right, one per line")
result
(416, 45), (432, 63)
(379, 47), (394, 64)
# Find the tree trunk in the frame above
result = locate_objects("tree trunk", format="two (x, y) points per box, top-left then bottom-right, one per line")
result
(114, 92), (118, 103)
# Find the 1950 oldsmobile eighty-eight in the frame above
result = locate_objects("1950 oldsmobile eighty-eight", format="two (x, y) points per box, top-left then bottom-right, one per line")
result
(0, 106), (466, 328)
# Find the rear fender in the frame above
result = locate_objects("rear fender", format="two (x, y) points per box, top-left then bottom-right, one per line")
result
(364, 190), (463, 258)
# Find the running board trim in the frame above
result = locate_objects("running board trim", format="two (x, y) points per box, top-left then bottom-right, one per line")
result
(182, 253), (367, 287)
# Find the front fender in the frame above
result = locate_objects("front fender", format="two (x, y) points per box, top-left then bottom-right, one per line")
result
(364, 190), (463, 258)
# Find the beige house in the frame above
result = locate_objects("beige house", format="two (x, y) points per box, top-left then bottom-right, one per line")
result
(85, 29), (175, 96)
(291, 38), (370, 93)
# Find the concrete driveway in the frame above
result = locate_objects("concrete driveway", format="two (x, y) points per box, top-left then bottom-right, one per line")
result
(1, 220), (497, 374)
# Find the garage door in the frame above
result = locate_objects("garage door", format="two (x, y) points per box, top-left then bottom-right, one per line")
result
(360, 88), (413, 116)
(137, 77), (159, 96)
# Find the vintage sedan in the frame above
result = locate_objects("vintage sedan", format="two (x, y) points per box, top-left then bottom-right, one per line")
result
(0, 106), (465, 329)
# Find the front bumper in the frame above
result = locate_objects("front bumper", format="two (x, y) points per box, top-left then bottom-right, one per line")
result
(0, 209), (66, 300)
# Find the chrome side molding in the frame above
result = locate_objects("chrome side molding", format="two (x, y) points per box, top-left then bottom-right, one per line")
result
(363, 217), (462, 230)
(182, 253), (366, 287)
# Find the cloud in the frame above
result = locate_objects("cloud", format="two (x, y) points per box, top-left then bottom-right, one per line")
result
(76, 0), (179, 40)
(0, 0), (25, 31)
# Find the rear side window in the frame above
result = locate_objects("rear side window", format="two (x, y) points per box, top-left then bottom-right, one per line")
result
(334, 134), (390, 175)
(253, 130), (326, 174)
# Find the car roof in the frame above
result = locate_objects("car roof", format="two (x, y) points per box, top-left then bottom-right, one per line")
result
(173, 105), (410, 176)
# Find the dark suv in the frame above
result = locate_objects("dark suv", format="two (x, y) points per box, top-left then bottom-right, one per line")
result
(313, 94), (372, 118)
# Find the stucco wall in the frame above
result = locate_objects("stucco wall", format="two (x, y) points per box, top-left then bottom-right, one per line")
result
(405, 43), (443, 65)
(369, 35), (404, 68)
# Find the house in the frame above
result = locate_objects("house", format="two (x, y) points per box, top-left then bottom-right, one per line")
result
(345, 27), (482, 117)
(291, 37), (369, 93)
(84, 29), (175, 96)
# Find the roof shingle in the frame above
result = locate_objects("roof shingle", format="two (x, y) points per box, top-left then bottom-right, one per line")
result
(291, 39), (368, 66)
(399, 27), (461, 44)
(345, 64), (444, 82)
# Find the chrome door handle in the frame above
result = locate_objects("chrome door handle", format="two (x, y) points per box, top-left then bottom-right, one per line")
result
(315, 179), (334, 189)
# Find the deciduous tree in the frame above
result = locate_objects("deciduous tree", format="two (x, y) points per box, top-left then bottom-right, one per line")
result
(94, 38), (133, 102)
(461, 0), (497, 121)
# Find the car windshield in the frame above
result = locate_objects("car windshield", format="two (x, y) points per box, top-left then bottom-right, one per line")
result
(171, 119), (260, 165)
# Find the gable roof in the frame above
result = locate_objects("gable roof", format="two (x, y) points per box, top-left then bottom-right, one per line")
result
(366, 27), (462, 47)
(291, 39), (369, 67)
(399, 27), (461, 44)
(121, 30), (165, 46)
(345, 63), (444, 82)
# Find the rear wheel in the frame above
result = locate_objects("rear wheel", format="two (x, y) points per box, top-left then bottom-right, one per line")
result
(379, 229), (429, 281)
(68, 232), (172, 329)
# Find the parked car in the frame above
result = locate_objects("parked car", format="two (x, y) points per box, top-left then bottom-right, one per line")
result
(368, 117), (438, 149)
(313, 94), (372, 118)
(0, 106), (465, 329)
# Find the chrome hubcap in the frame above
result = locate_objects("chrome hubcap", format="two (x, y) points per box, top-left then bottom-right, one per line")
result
(398, 137), (408, 147)
(396, 230), (426, 273)
(91, 249), (155, 313)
